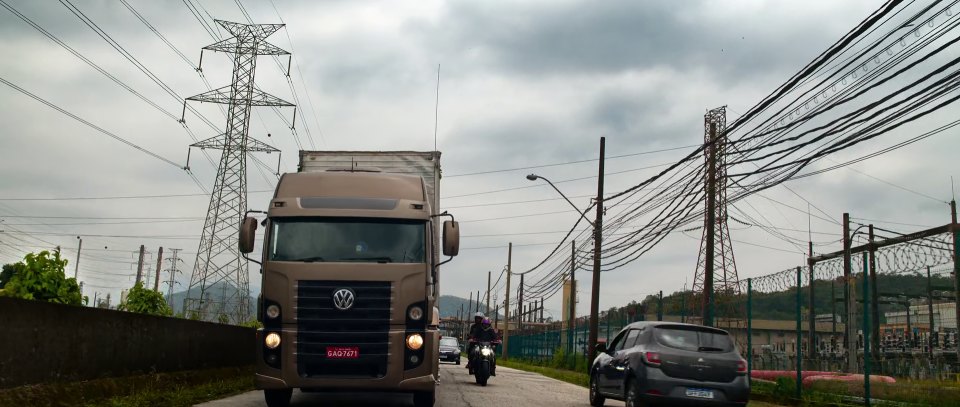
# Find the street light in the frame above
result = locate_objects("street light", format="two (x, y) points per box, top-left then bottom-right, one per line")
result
(526, 174), (595, 227)
(527, 167), (605, 366)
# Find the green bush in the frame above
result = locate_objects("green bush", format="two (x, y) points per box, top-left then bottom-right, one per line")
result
(1, 251), (83, 306)
(118, 282), (172, 316)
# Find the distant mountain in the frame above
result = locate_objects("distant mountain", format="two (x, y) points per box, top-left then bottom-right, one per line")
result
(439, 295), (503, 320)
(167, 282), (257, 320)
(164, 287), (496, 322)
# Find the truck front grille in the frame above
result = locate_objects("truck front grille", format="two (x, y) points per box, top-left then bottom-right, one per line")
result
(296, 280), (392, 378)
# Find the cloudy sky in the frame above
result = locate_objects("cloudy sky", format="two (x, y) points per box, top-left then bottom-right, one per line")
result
(1, 0), (957, 319)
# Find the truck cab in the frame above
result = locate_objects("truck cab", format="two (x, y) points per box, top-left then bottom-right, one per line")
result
(239, 161), (458, 407)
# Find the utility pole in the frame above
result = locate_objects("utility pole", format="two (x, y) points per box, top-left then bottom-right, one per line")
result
(135, 244), (145, 286)
(74, 236), (82, 279)
(477, 290), (481, 313)
(486, 271), (491, 315)
(469, 291), (473, 318)
(868, 225), (880, 359)
(503, 242), (512, 359)
(540, 297), (544, 322)
(808, 241), (816, 356)
(154, 247), (163, 291)
(951, 200), (959, 361)
(587, 136), (605, 365)
(928, 266), (935, 354)
(519, 273), (524, 332)
(842, 213), (856, 373)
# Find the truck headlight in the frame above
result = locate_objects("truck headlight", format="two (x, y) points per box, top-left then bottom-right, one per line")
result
(408, 306), (424, 321)
(266, 304), (280, 319)
(406, 334), (424, 350)
(265, 332), (281, 349)
(481, 348), (493, 357)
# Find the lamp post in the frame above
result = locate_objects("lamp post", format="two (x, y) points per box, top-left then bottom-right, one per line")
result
(527, 137), (606, 366)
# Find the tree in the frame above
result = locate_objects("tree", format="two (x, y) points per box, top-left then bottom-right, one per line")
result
(0, 263), (22, 289)
(118, 282), (173, 316)
(1, 251), (83, 306)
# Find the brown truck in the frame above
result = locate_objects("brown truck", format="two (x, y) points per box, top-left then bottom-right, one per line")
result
(238, 151), (459, 407)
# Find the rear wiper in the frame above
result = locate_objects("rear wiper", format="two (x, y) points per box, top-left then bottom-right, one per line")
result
(289, 256), (326, 262)
(339, 256), (393, 263)
(698, 346), (724, 352)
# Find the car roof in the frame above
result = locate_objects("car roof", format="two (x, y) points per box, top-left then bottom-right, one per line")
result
(622, 321), (731, 335)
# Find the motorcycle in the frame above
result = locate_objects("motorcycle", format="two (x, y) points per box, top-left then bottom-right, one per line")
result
(471, 341), (497, 386)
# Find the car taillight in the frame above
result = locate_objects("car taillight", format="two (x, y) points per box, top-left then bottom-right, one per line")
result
(644, 352), (661, 367)
(736, 359), (747, 374)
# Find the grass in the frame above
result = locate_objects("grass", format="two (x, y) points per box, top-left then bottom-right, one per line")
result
(498, 358), (589, 387)
(0, 366), (254, 407)
(750, 376), (960, 406)
(501, 358), (782, 406)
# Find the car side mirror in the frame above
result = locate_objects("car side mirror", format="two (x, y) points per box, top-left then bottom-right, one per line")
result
(239, 216), (258, 254)
(596, 343), (607, 355)
(442, 220), (460, 256)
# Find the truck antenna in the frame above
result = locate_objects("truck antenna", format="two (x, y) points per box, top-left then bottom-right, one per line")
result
(434, 63), (440, 152)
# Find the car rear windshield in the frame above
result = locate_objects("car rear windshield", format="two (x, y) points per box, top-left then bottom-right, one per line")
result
(653, 326), (734, 352)
(440, 338), (458, 347)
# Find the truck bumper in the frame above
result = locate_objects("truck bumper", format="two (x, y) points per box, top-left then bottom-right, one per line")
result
(255, 328), (439, 393)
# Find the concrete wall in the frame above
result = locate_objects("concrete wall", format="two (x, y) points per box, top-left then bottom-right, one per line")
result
(0, 297), (255, 389)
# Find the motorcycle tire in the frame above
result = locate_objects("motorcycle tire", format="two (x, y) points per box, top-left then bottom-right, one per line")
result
(475, 360), (490, 386)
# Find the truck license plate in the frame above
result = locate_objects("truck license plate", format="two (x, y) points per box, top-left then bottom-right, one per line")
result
(685, 388), (714, 399)
(326, 347), (360, 359)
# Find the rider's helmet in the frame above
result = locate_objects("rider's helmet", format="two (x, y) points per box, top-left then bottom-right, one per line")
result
(474, 312), (485, 322)
(481, 317), (491, 327)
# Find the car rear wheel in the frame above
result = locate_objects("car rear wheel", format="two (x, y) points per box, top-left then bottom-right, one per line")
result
(624, 378), (645, 407)
(589, 371), (605, 407)
(264, 389), (292, 407)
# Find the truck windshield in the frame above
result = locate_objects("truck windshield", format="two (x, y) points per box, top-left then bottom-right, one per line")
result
(269, 218), (426, 263)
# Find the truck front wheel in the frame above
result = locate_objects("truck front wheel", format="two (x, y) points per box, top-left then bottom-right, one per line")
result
(264, 389), (293, 407)
(413, 390), (435, 407)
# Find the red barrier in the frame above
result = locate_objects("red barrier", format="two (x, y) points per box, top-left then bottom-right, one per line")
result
(750, 370), (896, 387)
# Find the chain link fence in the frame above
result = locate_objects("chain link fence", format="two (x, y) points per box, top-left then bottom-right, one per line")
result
(505, 226), (960, 405)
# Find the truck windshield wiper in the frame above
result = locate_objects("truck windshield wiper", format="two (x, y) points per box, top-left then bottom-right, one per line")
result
(339, 256), (393, 263)
(288, 256), (326, 262)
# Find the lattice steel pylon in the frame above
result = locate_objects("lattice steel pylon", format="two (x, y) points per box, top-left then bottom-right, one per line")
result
(692, 106), (741, 327)
(183, 20), (292, 323)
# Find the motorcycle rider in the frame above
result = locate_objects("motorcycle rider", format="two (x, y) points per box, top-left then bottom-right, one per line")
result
(475, 317), (498, 376)
(466, 312), (485, 372)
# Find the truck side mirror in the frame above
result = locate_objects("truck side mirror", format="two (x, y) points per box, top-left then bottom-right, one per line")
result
(442, 220), (460, 256)
(239, 216), (258, 254)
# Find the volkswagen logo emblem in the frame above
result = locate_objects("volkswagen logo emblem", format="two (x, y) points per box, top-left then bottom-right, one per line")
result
(333, 288), (356, 311)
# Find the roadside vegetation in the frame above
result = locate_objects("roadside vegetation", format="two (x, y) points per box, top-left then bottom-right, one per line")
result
(0, 367), (253, 407)
(0, 250), (86, 305)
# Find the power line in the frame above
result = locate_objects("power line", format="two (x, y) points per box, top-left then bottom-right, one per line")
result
(0, 190), (273, 201)
(444, 144), (698, 178)
(0, 76), (183, 169)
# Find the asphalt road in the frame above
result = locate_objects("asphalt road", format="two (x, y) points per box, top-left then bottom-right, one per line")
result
(196, 362), (590, 407)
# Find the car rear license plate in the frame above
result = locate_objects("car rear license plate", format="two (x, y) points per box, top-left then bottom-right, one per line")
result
(326, 346), (360, 359)
(685, 388), (714, 399)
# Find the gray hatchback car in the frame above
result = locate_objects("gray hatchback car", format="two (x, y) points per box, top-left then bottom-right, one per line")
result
(590, 321), (749, 406)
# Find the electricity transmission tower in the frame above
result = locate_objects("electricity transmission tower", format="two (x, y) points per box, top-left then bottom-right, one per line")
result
(183, 20), (292, 323)
(692, 106), (740, 327)
(164, 248), (183, 310)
